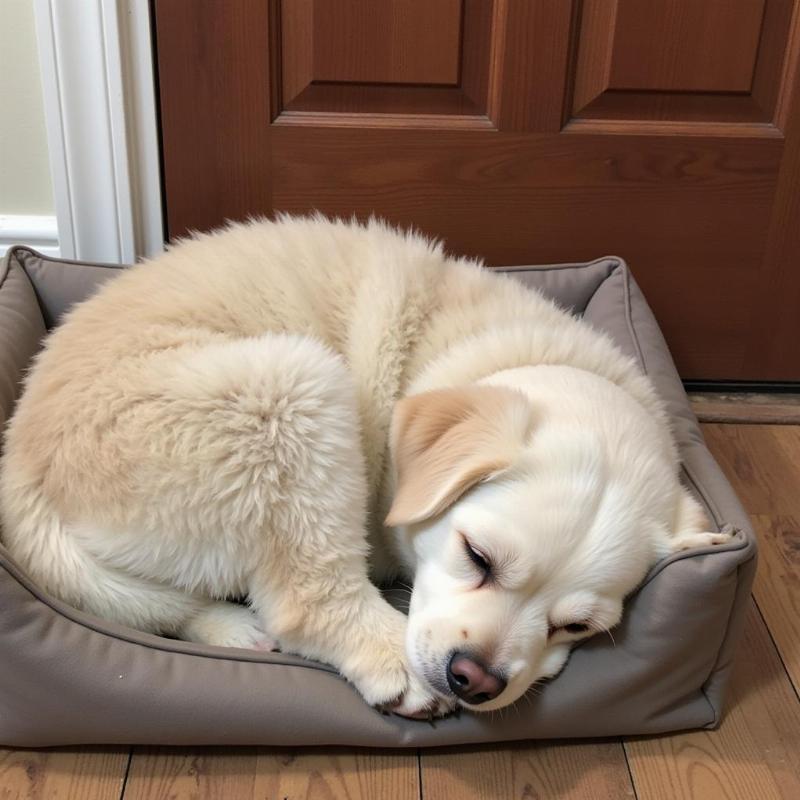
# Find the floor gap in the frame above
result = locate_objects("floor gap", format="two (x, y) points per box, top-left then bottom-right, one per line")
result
(753, 594), (800, 705)
(118, 746), (134, 800)
(621, 737), (641, 800)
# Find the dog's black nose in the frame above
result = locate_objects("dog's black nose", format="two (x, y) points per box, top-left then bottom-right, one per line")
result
(446, 652), (506, 704)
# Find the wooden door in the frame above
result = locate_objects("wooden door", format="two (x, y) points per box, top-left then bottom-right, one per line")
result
(154, 0), (800, 381)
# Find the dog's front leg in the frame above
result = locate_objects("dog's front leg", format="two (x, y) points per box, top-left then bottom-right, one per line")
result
(217, 339), (454, 718)
(248, 557), (453, 718)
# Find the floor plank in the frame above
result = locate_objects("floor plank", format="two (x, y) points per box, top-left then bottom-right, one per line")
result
(625, 601), (800, 800)
(750, 513), (800, 695)
(0, 747), (129, 800)
(122, 747), (419, 800)
(702, 424), (800, 695)
(420, 740), (634, 800)
(702, 424), (800, 515)
(774, 424), (800, 471)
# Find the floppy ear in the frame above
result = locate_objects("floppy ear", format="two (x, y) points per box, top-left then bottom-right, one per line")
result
(385, 385), (533, 527)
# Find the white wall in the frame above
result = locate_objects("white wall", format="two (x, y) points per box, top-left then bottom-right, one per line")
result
(0, 0), (54, 215)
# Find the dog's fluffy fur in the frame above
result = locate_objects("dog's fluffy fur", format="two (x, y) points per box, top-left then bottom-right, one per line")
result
(0, 216), (728, 716)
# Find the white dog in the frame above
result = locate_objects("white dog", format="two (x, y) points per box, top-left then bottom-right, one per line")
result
(0, 216), (729, 718)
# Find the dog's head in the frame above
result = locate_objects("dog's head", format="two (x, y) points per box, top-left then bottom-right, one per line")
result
(386, 369), (676, 711)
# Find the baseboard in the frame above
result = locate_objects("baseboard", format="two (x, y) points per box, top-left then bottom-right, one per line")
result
(683, 380), (800, 393)
(0, 215), (59, 258)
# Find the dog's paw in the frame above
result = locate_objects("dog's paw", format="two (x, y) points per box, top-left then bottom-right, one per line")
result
(388, 673), (457, 720)
(670, 530), (733, 553)
(358, 666), (454, 720)
(348, 657), (452, 720)
(181, 602), (280, 651)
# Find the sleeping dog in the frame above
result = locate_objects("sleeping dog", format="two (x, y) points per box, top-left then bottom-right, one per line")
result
(0, 217), (729, 717)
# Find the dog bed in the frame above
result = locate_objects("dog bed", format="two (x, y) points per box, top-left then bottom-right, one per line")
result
(0, 245), (756, 747)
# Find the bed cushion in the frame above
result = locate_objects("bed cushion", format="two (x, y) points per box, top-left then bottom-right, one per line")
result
(0, 245), (756, 747)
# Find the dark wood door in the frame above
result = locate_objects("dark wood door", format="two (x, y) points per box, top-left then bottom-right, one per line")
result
(154, 0), (800, 381)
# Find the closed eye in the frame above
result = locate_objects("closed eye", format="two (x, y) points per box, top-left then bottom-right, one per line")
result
(461, 535), (492, 585)
(548, 621), (590, 637)
(564, 622), (589, 634)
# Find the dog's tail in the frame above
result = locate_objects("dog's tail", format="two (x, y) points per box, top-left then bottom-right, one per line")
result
(0, 483), (199, 632)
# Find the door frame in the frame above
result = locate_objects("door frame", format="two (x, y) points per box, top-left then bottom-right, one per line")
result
(32, 0), (164, 263)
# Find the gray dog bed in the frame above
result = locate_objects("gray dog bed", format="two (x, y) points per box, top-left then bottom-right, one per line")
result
(0, 246), (756, 747)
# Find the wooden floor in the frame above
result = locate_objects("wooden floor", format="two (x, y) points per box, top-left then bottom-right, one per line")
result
(2, 422), (799, 800)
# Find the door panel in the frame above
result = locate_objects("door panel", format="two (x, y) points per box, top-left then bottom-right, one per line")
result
(279, 0), (494, 117)
(154, 0), (800, 380)
(572, 0), (794, 122)
(609, 1), (764, 92)
(310, 0), (462, 85)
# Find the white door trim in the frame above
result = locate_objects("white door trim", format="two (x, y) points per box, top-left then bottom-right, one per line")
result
(33, 0), (164, 263)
